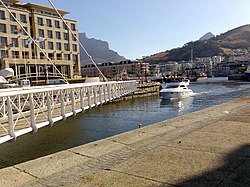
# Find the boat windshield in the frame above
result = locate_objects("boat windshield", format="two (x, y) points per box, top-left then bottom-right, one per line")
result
(166, 85), (179, 88)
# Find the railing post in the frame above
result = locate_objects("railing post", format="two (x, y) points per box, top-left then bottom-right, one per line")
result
(118, 83), (121, 97)
(1, 97), (6, 117)
(122, 83), (126, 95)
(115, 84), (118, 98)
(60, 91), (66, 120)
(41, 92), (45, 107)
(108, 84), (111, 100)
(93, 86), (97, 106)
(99, 85), (102, 103)
(47, 92), (54, 126)
(111, 84), (114, 99)
(87, 86), (91, 108)
(7, 96), (16, 140)
(17, 95), (21, 111)
(80, 88), (85, 112)
(103, 84), (107, 103)
(71, 89), (76, 116)
(29, 93), (37, 133)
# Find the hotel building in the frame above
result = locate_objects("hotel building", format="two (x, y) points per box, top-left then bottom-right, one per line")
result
(0, 0), (80, 80)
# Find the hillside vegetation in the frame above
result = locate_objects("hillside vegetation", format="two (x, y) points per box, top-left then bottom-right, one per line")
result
(143, 24), (250, 64)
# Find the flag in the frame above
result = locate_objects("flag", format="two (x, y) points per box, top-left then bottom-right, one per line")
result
(36, 37), (44, 42)
(13, 27), (21, 34)
(25, 38), (33, 45)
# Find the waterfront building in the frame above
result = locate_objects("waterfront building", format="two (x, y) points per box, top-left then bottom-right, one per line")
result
(0, 0), (80, 81)
(81, 60), (149, 79)
(149, 64), (160, 77)
(158, 62), (180, 76)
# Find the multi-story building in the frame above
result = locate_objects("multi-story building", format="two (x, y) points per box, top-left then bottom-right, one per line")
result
(0, 0), (80, 80)
(81, 60), (150, 79)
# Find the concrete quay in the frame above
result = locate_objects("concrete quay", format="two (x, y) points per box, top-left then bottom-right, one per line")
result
(0, 97), (250, 187)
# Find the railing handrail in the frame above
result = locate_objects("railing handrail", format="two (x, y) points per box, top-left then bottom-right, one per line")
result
(0, 81), (137, 97)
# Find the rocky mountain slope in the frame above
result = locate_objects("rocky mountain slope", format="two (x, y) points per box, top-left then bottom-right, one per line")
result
(79, 33), (126, 65)
(199, 32), (215, 41)
(143, 24), (250, 64)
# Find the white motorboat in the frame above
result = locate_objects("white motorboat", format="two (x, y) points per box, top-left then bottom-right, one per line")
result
(159, 79), (194, 99)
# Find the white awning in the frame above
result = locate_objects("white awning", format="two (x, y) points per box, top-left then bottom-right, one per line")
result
(0, 68), (15, 78)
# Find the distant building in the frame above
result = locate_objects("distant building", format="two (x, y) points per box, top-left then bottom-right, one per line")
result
(159, 62), (180, 75)
(149, 64), (160, 77)
(81, 60), (149, 79)
(0, 0), (80, 80)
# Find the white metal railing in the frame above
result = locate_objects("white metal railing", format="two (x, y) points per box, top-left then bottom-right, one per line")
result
(0, 81), (137, 144)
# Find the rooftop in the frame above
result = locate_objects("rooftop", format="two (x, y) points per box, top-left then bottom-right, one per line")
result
(21, 3), (70, 16)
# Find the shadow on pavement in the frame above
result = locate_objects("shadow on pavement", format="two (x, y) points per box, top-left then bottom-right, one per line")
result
(160, 144), (250, 187)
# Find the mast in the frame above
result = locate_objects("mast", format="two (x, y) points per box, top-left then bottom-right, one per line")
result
(48, 0), (107, 82)
(190, 49), (193, 63)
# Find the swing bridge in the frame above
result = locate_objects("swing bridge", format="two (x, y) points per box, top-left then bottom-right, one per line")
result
(0, 81), (137, 144)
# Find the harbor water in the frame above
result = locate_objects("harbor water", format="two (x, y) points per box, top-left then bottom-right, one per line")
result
(0, 77), (250, 168)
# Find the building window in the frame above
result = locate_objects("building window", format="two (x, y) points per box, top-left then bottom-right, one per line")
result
(37, 17), (43, 26)
(54, 20), (60, 28)
(0, 11), (5, 20)
(11, 38), (18, 47)
(56, 53), (62, 60)
(38, 29), (44, 37)
(39, 41), (45, 49)
(72, 44), (77, 51)
(22, 51), (29, 59)
(73, 54), (78, 62)
(72, 34), (77, 41)
(63, 22), (67, 30)
(64, 54), (70, 60)
(10, 13), (16, 21)
(47, 30), (53, 38)
(46, 19), (52, 27)
(12, 51), (19, 58)
(0, 37), (7, 47)
(0, 24), (6, 33)
(56, 42), (61, 50)
(22, 27), (28, 35)
(22, 39), (29, 48)
(71, 23), (76, 31)
(48, 41), (53, 50)
(55, 31), (61, 39)
(63, 33), (68, 40)
(0, 50), (5, 58)
(64, 43), (69, 51)
(10, 25), (20, 34)
(20, 14), (27, 23)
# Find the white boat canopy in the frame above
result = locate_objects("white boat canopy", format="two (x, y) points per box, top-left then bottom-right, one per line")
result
(0, 68), (15, 78)
(0, 76), (8, 84)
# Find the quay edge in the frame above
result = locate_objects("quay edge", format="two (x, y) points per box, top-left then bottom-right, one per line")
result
(0, 96), (249, 186)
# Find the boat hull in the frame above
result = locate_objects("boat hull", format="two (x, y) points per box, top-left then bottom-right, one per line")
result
(160, 89), (194, 100)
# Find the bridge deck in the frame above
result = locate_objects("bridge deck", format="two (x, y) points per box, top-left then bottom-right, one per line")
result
(0, 81), (137, 144)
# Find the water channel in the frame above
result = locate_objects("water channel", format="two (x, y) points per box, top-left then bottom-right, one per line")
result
(0, 77), (250, 168)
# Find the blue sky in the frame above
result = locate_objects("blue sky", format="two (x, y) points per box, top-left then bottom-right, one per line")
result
(26, 0), (249, 60)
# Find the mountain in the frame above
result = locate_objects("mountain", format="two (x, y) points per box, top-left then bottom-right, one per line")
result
(199, 32), (215, 41)
(79, 33), (126, 65)
(143, 24), (250, 63)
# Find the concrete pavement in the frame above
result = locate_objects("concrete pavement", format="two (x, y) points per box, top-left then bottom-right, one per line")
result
(0, 96), (249, 186)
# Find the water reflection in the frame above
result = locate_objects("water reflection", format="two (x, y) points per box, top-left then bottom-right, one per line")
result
(160, 97), (194, 114)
